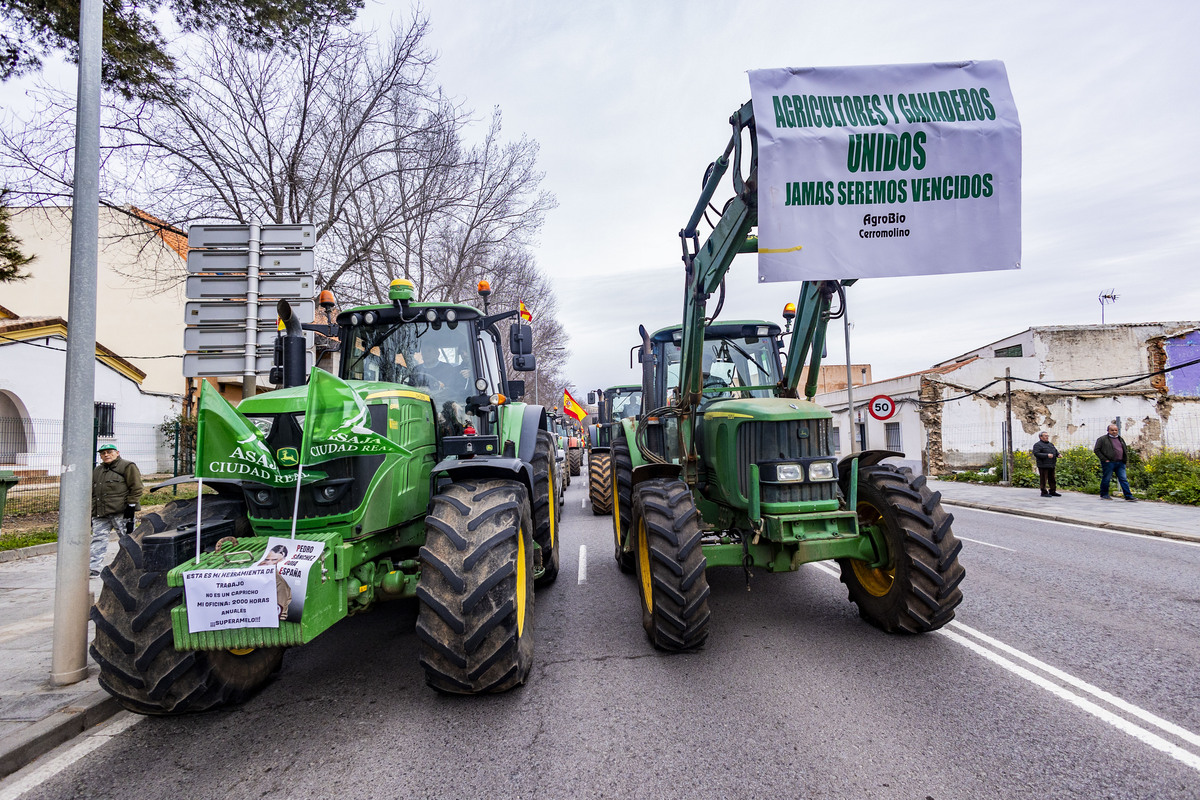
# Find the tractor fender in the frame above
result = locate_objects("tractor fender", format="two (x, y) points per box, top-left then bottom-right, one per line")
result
(631, 462), (682, 487)
(432, 456), (536, 499)
(837, 449), (905, 493)
(517, 405), (548, 464)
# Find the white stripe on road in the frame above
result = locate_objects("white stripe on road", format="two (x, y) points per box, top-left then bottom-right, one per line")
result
(0, 712), (142, 800)
(582, 495), (587, 509)
(956, 536), (1016, 552)
(578, 545), (587, 584)
(806, 561), (1200, 772)
(955, 506), (1200, 548)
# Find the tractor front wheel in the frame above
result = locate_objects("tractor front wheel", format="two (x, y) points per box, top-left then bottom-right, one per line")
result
(632, 479), (710, 651)
(611, 436), (634, 573)
(588, 451), (613, 515)
(416, 479), (535, 693)
(567, 447), (582, 476)
(89, 498), (284, 715)
(531, 429), (560, 587)
(838, 465), (965, 633)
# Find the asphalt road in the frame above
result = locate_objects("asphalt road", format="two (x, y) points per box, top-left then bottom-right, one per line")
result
(7, 475), (1200, 800)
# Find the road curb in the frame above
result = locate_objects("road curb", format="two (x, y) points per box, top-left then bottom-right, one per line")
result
(0, 690), (121, 779)
(940, 499), (1200, 544)
(0, 542), (57, 562)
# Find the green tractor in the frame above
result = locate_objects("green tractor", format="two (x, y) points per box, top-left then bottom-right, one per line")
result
(585, 385), (642, 517)
(611, 102), (964, 650)
(90, 279), (562, 713)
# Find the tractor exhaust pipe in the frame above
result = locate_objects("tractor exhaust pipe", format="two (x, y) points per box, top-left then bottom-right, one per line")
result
(276, 299), (307, 388)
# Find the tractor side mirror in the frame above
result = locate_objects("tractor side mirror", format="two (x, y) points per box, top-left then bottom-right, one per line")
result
(587, 391), (596, 405)
(513, 354), (537, 372)
(507, 380), (526, 400)
(510, 323), (534, 356)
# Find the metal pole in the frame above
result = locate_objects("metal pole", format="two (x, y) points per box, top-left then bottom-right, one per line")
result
(242, 221), (261, 400)
(844, 312), (857, 453)
(1004, 367), (1014, 484)
(860, 367), (869, 451)
(51, 0), (102, 686)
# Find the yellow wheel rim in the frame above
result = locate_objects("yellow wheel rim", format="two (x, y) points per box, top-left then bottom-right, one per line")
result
(227, 647), (254, 656)
(852, 500), (895, 597)
(547, 469), (556, 549)
(612, 460), (623, 550)
(637, 517), (652, 613)
(516, 526), (527, 635)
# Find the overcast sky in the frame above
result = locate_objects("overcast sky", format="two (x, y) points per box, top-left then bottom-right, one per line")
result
(6, 1), (1199, 398)
(400, 0), (1200, 395)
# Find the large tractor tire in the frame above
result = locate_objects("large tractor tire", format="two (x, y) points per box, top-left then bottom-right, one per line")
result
(631, 479), (710, 651)
(611, 435), (634, 573)
(531, 430), (560, 587)
(567, 447), (582, 476)
(838, 465), (965, 633)
(416, 479), (535, 694)
(89, 497), (284, 715)
(588, 450), (613, 516)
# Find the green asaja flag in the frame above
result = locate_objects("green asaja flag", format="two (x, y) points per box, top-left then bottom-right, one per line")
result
(300, 368), (411, 465)
(195, 381), (315, 487)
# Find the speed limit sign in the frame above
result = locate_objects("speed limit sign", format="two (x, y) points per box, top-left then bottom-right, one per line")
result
(868, 395), (896, 421)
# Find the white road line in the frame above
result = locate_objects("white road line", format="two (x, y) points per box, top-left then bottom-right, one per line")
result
(577, 545), (587, 584)
(806, 560), (1200, 770)
(954, 506), (1200, 548)
(949, 621), (1200, 750)
(938, 627), (1200, 773)
(956, 535), (1016, 552)
(0, 713), (142, 800)
(582, 495), (587, 508)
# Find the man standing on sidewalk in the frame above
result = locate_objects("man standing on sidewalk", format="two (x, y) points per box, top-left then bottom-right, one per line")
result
(1032, 432), (1061, 497)
(1093, 424), (1136, 502)
(90, 444), (143, 576)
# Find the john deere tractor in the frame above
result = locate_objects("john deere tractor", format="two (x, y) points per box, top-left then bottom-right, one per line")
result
(585, 385), (642, 517)
(90, 280), (562, 713)
(611, 102), (964, 650)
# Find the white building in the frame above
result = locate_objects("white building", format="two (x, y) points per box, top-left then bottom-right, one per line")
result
(0, 307), (182, 475)
(817, 323), (1200, 474)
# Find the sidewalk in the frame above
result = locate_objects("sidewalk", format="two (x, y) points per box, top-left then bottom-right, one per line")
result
(1, 483), (1198, 778)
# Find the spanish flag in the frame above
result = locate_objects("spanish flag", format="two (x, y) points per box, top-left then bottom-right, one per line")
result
(519, 301), (532, 322)
(563, 389), (586, 421)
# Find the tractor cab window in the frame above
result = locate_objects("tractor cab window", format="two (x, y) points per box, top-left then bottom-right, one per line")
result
(611, 389), (642, 419)
(477, 329), (503, 396)
(344, 319), (475, 434)
(660, 332), (781, 406)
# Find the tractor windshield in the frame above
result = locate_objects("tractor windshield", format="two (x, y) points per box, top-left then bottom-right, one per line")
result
(610, 389), (642, 419)
(344, 319), (475, 434)
(662, 332), (781, 402)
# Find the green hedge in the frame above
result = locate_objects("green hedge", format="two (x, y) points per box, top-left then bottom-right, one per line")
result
(946, 447), (1200, 506)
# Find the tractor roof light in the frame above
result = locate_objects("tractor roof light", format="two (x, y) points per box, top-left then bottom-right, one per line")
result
(782, 302), (796, 321)
(318, 290), (337, 311)
(478, 280), (491, 298)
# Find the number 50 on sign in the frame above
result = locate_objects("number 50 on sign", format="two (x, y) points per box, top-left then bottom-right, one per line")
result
(869, 395), (896, 421)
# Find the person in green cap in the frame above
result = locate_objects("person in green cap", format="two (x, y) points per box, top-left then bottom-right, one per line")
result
(90, 444), (143, 576)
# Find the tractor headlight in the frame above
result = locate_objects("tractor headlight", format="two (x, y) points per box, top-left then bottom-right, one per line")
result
(774, 463), (803, 482)
(321, 485), (340, 501)
(807, 461), (836, 481)
(254, 489), (272, 504)
(246, 416), (274, 437)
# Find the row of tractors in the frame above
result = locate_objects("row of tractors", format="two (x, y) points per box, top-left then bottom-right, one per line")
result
(90, 100), (963, 716)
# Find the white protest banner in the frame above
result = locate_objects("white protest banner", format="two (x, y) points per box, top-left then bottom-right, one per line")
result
(259, 537), (326, 622)
(748, 61), (1021, 282)
(183, 566), (280, 633)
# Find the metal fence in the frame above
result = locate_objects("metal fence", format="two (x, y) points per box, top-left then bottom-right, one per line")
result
(0, 416), (191, 516)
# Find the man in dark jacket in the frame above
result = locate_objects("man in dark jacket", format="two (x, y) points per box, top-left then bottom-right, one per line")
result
(1093, 424), (1135, 502)
(1032, 432), (1061, 497)
(90, 444), (143, 576)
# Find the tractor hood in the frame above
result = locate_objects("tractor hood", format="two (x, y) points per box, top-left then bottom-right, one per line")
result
(700, 396), (831, 422)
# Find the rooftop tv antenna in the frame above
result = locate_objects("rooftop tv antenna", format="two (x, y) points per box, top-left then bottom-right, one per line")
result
(1099, 290), (1119, 324)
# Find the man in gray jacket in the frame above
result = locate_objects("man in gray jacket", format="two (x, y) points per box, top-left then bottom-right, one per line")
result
(1093, 424), (1135, 502)
(90, 444), (143, 575)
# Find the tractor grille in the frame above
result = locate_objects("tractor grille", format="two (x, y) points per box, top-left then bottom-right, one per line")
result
(243, 405), (387, 520)
(736, 419), (836, 504)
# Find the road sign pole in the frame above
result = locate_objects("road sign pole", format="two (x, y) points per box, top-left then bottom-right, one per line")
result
(844, 308), (857, 454)
(243, 222), (260, 400)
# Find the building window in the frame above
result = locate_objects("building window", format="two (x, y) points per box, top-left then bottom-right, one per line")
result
(831, 426), (841, 454)
(885, 422), (901, 451)
(94, 402), (115, 437)
(994, 344), (1023, 358)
